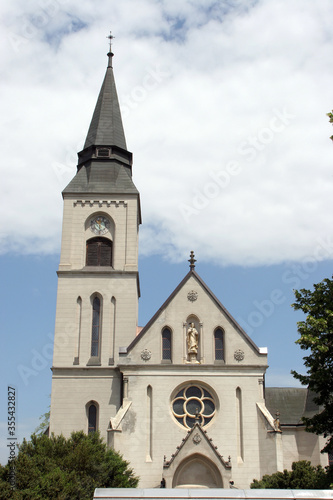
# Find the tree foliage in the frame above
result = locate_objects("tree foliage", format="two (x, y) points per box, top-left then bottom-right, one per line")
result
(251, 461), (333, 489)
(0, 431), (138, 500)
(328, 110), (333, 141)
(34, 407), (50, 436)
(291, 277), (333, 452)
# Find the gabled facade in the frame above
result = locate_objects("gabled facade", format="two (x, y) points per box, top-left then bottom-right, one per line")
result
(50, 49), (328, 489)
(111, 267), (270, 488)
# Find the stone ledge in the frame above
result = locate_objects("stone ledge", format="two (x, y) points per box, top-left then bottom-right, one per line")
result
(93, 489), (333, 500)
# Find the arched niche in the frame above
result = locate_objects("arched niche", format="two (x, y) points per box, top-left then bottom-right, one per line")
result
(84, 212), (115, 239)
(186, 314), (201, 361)
(172, 453), (223, 489)
(186, 314), (200, 332)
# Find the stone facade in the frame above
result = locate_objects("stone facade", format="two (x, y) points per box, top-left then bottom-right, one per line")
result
(49, 51), (328, 489)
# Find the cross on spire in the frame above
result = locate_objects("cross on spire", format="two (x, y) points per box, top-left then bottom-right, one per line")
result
(106, 31), (115, 68)
(107, 31), (115, 53)
(188, 251), (196, 270)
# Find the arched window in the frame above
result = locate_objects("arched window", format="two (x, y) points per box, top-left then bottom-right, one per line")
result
(88, 403), (97, 433)
(214, 328), (224, 361)
(86, 237), (112, 266)
(74, 296), (82, 365)
(162, 328), (172, 361)
(91, 296), (101, 357)
(236, 387), (244, 460)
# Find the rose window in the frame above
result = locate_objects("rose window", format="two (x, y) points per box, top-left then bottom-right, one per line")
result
(171, 384), (216, 428)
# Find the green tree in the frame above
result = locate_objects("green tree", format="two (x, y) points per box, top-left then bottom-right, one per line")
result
(34, 407), (50, 436)
(0, 431), (138, 500)
(291, 277), (333, 453)
(251, 460), (332, 489)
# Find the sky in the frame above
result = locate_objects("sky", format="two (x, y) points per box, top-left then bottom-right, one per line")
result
(1, 0), (333, 465)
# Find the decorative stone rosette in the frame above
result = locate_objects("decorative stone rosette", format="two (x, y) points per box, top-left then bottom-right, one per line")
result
(234, 349), (245, 362)
(187, 290), (198, 302)
(141, 349), (152, 361)
(193, 433), (202, 445)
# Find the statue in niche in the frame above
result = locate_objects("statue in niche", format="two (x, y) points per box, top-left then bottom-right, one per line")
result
(187, 322), (199, 355)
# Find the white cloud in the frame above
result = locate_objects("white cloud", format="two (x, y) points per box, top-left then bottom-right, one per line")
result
(1, 0), (333, 265)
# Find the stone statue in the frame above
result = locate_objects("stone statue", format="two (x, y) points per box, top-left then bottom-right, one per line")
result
(187, 322), (199, 355)
(274, 411), (281, 432)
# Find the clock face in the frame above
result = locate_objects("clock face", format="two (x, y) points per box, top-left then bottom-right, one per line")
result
(90, 216), (110, 235)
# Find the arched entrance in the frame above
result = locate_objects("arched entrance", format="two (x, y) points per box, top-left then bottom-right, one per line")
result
(172, 453), (223, 489)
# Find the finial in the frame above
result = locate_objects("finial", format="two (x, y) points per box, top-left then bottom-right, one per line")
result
(188, 251), (196, 270)
(106, 31), (115, 68)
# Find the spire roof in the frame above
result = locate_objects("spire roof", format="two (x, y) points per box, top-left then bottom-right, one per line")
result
(63, 41), (139, 202)
(83, 50), (127, 151)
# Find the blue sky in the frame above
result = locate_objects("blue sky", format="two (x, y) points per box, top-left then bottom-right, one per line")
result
(1, 0), (333, 465)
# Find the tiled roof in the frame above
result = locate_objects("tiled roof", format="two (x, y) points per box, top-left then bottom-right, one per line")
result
(84, 59), (127, 150)
(63, 161), (139, 195)
(265, 387), (320, 425)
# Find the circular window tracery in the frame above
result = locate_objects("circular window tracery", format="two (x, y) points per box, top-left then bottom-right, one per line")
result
(172, 384), (216, 429)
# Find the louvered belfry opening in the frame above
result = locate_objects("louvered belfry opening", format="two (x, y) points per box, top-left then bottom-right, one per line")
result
(86, 237), (112, 266)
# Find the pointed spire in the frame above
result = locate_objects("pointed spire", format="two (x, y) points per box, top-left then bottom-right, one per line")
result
(83, 33), (127, 151)
(65, 35), (139, 199)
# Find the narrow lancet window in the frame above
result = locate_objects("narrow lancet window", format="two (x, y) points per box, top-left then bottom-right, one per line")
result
(214, 328), (224, 361)
(91, 297), (101, 357)
(88, 403), (97, 433)
(146, 386), (153, 461)
(74, 296), (82, 365)
(162, 328), (172, 361)
(236, 387), (244, 461)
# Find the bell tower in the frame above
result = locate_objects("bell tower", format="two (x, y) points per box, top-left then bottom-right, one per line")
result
(50, 42), (141, 437)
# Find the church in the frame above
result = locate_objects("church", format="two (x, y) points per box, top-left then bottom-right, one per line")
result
(49, 46), (328, 489)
